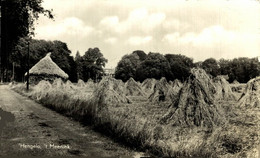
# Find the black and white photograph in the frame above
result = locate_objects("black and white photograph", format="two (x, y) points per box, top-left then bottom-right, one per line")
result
(0, 0), (260, 157)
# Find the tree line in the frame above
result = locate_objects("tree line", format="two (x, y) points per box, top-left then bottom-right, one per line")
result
(9, 38), (107, 83)
(115, 51), (260, 83)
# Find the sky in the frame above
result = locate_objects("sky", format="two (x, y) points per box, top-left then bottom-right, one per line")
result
(34, 0), (260, 68)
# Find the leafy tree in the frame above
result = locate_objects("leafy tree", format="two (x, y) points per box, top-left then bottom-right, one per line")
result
(164, 54), (194, 82)
(1, 0), (53, 82)
(115, 53), (141, 82)
(132, 50), (147, 61)
(115, 50), (147, 82)
(201, 58), (220, 77)
(218, 58), (231, 75)
(75, 51), (83, 80)
(228, 58), (260, 83)
(80, 48), (108, 82)
(136, 52), (172, 82)
(218, 57), (260, 83)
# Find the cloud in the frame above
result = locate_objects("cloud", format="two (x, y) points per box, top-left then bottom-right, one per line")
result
(99, 16), (119, 29)
(163, 25), (259, 60)
(127, 36), (153, 45)
(99, 8), (166, 34)
(34, 0), (260, 68)
(104, 37), (118, 44)
(163, 25), (258, 47)
(163, 32), (180, 43)
(36, 17), (94, 38)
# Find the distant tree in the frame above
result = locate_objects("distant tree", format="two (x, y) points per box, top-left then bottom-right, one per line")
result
(75, 51), (83, 80)
(194, 61), (203, 68)
(81, 48), (108, 82)
(115, 57), (135, 82)
(132, 50), (147, 61)
(136, 52), (172, 82)
(115, 50), (146, 82)
(248, 57), (260, 79)
(201, 58), (220, 77)
(218, 58), (231, 75)
(228, 57), (260, 83)
(67, 56), (78, 82)
(1, 0), (53, 82)
(165, 54), (194, 81)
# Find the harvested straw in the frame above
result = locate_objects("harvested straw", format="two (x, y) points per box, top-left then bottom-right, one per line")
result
(30, 80), (52, 100)
(64, 80), (77, 91)
(141, 78), (157, 95)
(213, 76), (236, 101)
(148, 77), (177, 102)
(161, 68), (225, 127)
(85, 78), (96, 90)
(238, 76), (260, 108)
(91, 77), (131, 105)
(52, 78), (64, 89)
(77, 79), (86, 87)
(124, 77), (146, 96)
(232, 80), (239, 84)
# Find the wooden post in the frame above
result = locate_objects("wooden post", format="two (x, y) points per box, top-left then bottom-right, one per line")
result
(27, 40), (29, 90)
(12, 62), (14, 82)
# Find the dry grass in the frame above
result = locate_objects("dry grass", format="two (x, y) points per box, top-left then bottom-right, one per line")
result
(11, 76), (260, 158)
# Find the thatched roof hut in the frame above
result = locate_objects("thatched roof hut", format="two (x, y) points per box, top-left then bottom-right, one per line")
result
(25, 53), (68, 84)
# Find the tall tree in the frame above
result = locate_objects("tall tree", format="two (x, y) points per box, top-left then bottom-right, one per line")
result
(1, 0), (53, 82)
(81, 48), (107, 82)
(201, 58), (220, 77)
(228, 57), (260, 83)
(115, 52), (142, 82)
(218, 58), (231, 76)
(136, 52), (172, 82)
(75, 51), (83, 81)
(165, 54), (194, 82)
(132, 50), (147, 61)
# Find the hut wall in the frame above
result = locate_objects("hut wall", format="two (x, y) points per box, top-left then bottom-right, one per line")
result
(28, 75), (66, 85)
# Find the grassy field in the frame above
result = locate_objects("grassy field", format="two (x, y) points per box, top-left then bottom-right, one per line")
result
(11, 79), (260, 158)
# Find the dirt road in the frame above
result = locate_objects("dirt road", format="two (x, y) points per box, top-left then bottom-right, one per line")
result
(0, 85), (146, 157)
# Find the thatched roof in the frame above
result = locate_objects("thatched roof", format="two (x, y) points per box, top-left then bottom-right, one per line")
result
(26, 53), (68, 79)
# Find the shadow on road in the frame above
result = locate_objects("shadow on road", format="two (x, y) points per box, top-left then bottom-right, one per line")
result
(0, 108), (15, 132)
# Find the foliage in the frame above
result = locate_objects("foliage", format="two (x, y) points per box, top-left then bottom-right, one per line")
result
(164, 54), (194, 82)
(132, 50), (147, 61)
(1, 0), (53, 82)
(76, 48), (107, 82)
(115, 51), (194, 82)
(115, 53), (141, 82)
(136, 53), (172, 82)
(201, 58), (220, 77)
(218, 57), (260, 83)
